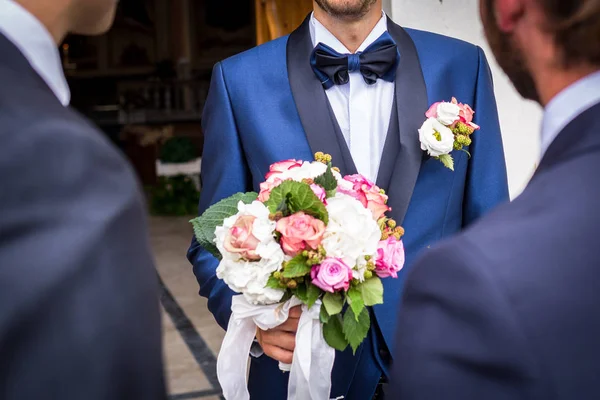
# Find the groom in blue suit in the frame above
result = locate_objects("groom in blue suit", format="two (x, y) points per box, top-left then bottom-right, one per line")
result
(188, 0), (509, 398)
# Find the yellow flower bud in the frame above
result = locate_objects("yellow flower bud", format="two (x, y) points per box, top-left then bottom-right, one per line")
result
(364, 271), (373, 279)
(287, 280), (297, 289)
(387, 219), (397, 229)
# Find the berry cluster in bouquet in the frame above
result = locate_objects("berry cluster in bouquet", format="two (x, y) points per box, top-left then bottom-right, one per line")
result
(190, 152), (405, 400)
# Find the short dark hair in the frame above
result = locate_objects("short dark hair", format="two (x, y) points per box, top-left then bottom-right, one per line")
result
(538, 0), (600, 67)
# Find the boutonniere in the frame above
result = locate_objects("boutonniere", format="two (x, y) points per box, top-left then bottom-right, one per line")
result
(418, 97), (480, 171)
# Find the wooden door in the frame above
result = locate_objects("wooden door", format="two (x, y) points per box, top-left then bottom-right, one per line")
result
(255, 0), (313, 44)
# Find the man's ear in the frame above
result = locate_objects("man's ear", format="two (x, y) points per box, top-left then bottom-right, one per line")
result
(494, 0), (526, 32)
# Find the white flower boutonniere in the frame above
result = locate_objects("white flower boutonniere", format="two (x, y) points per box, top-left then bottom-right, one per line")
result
(419, 97), (480, 171)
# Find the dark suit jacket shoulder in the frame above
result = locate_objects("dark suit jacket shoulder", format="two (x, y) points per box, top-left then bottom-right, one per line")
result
(0, 35), (165, 399)
(392, 103), (600, 400)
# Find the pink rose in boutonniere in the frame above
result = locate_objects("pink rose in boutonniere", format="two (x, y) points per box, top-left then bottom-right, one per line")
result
(419, 97), (480, 171)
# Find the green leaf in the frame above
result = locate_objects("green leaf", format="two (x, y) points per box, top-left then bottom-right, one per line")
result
(189, 192), (258, 259)
(343, 307), (370, 354)
(280, 291), (293, 304)
(294, 283), (308, 303)
(282, 254), (312, 278)
(323, 292), (344, 316)
(437, 154), (455, 171)
(266, 275), (285, 290)
(360, 277), (384, 307)
(306, 283), (321, 309)
(265, 180), (328, 224)
(313, 164), (338, 192)
(320, 304), (330, 324)
(347, 286), (365, 320)
(323, 314), (348, 352)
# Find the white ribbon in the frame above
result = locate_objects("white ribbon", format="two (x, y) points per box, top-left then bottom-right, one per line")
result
(217, 295), (335, 400)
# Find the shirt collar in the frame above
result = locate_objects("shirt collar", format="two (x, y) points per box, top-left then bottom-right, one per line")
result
(541, 70), (600, 158)
(0, 0), (70, 106)
(310, 11), (388, 54)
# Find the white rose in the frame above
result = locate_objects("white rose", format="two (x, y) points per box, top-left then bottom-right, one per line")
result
(322, 195), (381, 267)
(436, 102), (461, 125)
(214, 200), (285, 305)
(419, 117), (455, 157)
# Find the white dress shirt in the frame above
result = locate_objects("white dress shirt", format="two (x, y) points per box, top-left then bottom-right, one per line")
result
(540, 70), (600, 159)
(310, 13), (395, 182)
(0, 0), (70, 106)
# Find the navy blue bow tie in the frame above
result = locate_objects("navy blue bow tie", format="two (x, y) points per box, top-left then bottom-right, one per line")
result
(310, 31), (400, 89)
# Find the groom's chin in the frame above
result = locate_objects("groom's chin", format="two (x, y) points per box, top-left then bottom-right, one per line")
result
(314, 0), (378, 19)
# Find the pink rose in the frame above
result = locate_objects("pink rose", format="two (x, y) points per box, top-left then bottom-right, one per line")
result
(338, 174), (390, 220)
(310, 184), (327, 204)
(265, 159), (302, 180)
(258, 177), (283, 202)
(452, 97), (480, 130)
(310, 258), (353, 293)
(374, 237), (405, 278)
(425, 101), (442, 119)
(276, 212), (326, 257)
(223, 215), (261, 260)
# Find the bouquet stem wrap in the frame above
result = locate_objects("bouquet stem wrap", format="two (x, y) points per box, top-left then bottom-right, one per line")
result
(217, 295), (335, 400)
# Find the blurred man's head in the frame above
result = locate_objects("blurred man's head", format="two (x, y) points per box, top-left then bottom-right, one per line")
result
(314, 0), (379, 20)
(16, 0), (119, 42)
(480, 0), (600, 105)
(68, 0), (119, 35)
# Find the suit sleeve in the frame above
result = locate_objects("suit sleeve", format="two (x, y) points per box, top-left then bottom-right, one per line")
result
(187, 62), (252, 330)
(0, 120), (165, 399)
(463, 47), (509, 226)
(391, 241), (539, 399)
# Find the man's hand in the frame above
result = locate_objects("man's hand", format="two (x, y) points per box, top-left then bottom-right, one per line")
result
(256, 306), (302, 364)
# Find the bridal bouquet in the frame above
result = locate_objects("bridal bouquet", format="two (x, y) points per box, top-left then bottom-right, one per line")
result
(191, 152), (405, 400)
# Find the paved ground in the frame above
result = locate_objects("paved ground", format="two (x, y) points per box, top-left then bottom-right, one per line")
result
(150, 216), (225, 400)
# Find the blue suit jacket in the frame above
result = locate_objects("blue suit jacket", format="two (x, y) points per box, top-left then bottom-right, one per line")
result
(391, 102), (600, 400)
(188, 16), (508, 399)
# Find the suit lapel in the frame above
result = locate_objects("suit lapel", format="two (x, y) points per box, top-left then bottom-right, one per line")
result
(287, 16), (355, 175)
(382, 21), (429, 224)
